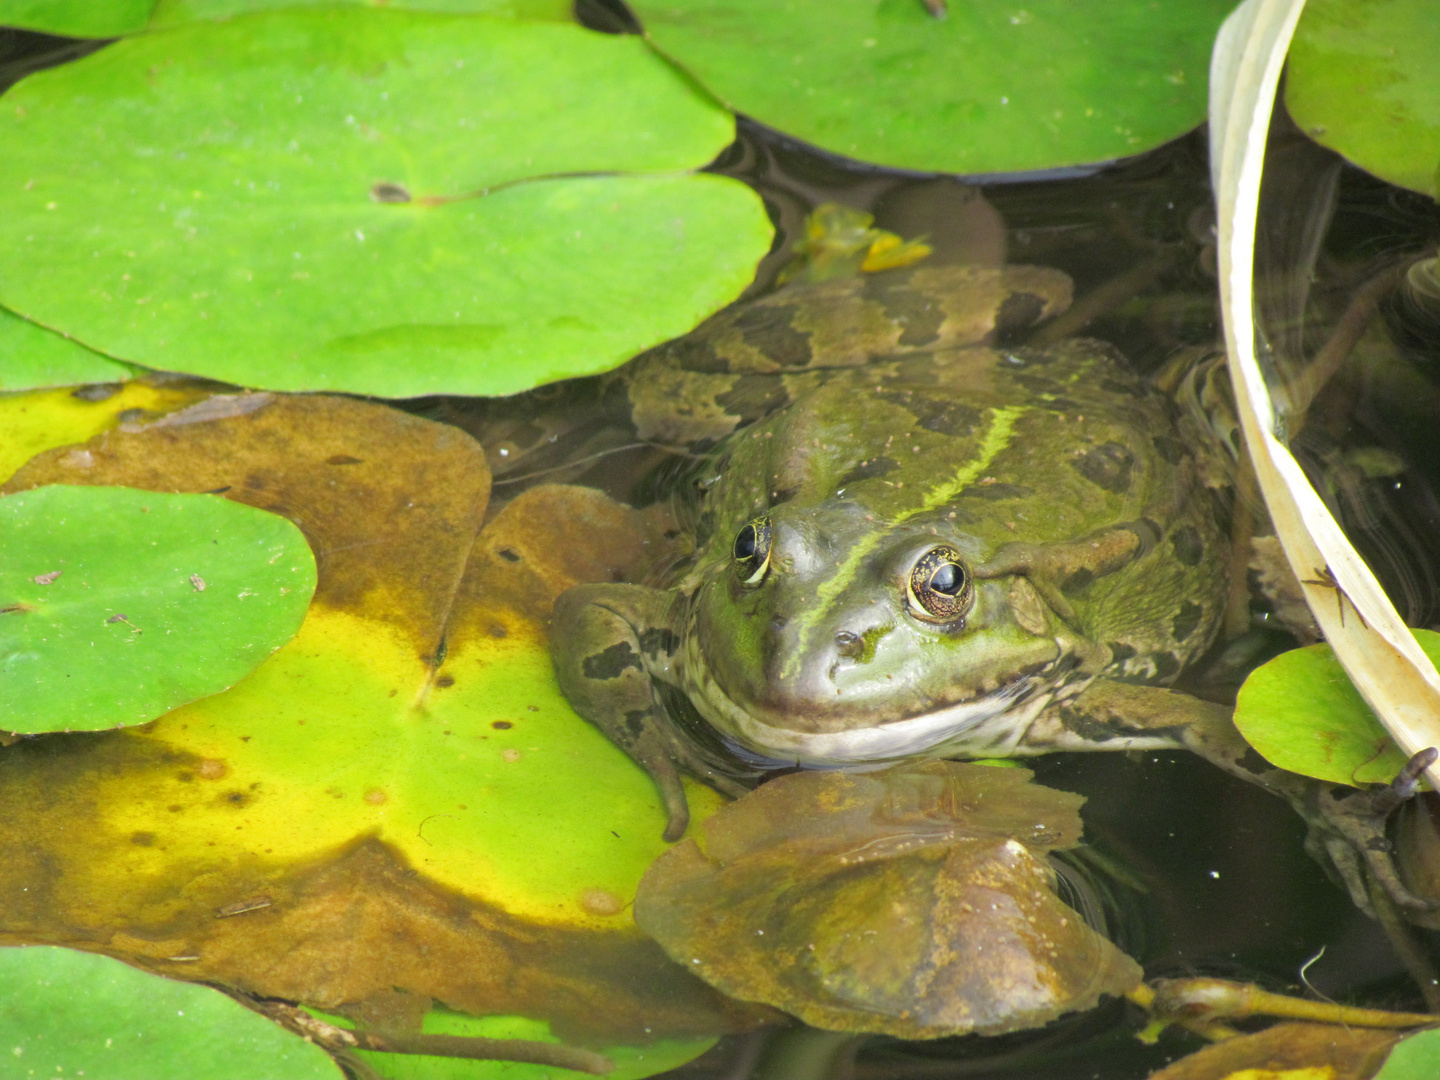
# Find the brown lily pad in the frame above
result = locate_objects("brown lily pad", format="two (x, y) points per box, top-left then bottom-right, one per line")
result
(634, 760), (1142, 1038)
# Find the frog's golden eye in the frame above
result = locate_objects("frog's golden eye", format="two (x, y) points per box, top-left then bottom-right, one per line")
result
(732, 517), (773, 586)
(907, 545), (973, 623)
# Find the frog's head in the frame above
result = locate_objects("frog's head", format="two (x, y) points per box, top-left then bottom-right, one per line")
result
(684, 501), (1098, 766)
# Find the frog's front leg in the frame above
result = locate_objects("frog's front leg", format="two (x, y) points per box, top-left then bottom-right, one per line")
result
(1057, 678), (1435, 916)
(551, 583), (743, 841)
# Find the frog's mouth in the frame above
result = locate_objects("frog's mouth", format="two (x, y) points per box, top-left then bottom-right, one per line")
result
(684, 661), (1053, 767)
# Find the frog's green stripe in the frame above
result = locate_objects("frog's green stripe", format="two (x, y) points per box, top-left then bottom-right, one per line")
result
(783, 405), (1024, 678)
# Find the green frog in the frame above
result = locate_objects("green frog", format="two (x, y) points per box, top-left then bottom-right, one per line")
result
(550, 261), (1425, 912)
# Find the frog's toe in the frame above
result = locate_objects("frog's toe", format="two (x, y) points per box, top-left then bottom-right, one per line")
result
(1313, 754), (1440, 916)
(661, 798), (690, 844)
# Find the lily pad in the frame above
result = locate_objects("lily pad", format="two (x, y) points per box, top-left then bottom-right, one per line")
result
(147, 0), (573, 32)
(0, 482), (316, 734)
(0, 305), (135, 391)
(0, 9), (771, 397)
(320, 1008), (717, 1080)
(1232, 631), (1440, 786)
(1374, 1027), (1440, 1080)
(1145, 1021), (1402, 1080)
(0, 396), (752, 1053)
(0, 376), (217, 484)
(635, 760), (1142, 1038)
(630, 0), (1237, 174)
(0, 945), (342, 1079)
(1286, 0), (1440, 199)
(0, 0), (153, 36)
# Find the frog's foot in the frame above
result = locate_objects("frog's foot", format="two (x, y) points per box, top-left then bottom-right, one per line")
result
(1307, 748), (1439, 915)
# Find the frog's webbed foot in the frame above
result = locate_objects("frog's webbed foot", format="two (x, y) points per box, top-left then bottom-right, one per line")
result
(1306, 748), (1439, 915)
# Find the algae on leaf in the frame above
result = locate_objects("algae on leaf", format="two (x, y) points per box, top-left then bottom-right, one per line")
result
(631, 0), (1237, 174)
(0, 9), (771, 398)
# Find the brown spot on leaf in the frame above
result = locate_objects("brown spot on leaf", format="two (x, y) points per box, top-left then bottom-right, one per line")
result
(578, 889), (625, 917)
(371, 181), (411, 203)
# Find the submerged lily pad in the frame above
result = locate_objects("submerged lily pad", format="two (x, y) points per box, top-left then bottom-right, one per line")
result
(1146, 1021), (1402, 1080)
(631, 0), (1236, 174)
(0, 483), (316, 734)
(1286, 0), (1440, 199)
(321, 1008), (716, 1080)
(0, 0), (153, 36)
(0, 9), (770, 398)
(0, 945), (342, 1080)
(0, 377), (216, 484)
(0, 305), (134, 391)
(0, 397), (749, 1054)
(1232, 632), (1440, 786)
(635, 760), (1142, 1038)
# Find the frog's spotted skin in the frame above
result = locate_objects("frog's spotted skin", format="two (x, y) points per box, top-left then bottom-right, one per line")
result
(671, 338), (1227, 768)
(549, 263), (1429, 917)
(553, 262), (1226, 812)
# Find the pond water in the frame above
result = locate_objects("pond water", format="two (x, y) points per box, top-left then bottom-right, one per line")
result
(4, 15), (1440, 1080)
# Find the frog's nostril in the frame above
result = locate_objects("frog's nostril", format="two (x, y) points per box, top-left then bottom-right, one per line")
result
(834, 630), (864, 659)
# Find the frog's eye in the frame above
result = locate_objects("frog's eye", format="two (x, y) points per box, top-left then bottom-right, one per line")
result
(906, 545), (973, 623)
(732, 517), (773, 586)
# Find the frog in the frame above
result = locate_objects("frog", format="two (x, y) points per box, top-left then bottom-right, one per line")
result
(549, 261), (1429, 914)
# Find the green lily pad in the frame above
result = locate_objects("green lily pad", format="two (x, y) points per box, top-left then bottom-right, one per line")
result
(0, 483), (316, 734)
(0, 0), (153, 36)
(1374, 1026), (1440, 1080)
(0, 945), (342, 1079)
(147, 0), (572, 30)
(1286, 0), (1440, 199)
(1232, 631), (1440, 786)
(630, 0), (1237, 174)
(0, 9), (771, 398)
(1, 305), (135, 391)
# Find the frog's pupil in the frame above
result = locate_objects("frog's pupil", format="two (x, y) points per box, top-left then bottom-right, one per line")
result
(930, 562), (963, 595)
(734, 525), (757, 561)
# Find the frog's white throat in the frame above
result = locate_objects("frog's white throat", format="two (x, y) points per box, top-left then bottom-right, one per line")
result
(683, 663), (1057, 767)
